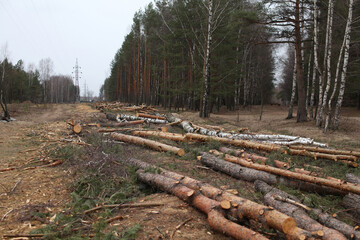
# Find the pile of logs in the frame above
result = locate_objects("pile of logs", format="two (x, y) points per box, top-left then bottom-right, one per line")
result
(166, 114), (327, 147)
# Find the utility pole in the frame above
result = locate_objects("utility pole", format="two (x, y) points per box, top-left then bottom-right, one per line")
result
(72, 58), (81, 102)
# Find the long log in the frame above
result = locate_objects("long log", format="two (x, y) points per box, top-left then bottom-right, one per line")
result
(101, 120), (145, 128)
(137, 170), (268, 240)
(201, 153), (345, 196)
(132, 130), (186, 142)
(136, 113), (166, 120)
(342, 173), (360, 218)
(290, 145), (360, 158)
(288, 149), (358, 166)
(255, 180), (347, 240)
(223, 154), (360, 195)
(110, 133), (185, 156)
(106, 113), (167, 124)
(122, 158), (302, 238)
(219, 147), (267, 164)
(166, 114), (326, 147)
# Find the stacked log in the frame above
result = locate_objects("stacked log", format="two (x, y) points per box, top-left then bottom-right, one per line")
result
(200, 153), (345, 196)
(342, 173), (360, 218)
(255, 180), (348, 240)
(106, 113), (168, 124)
(110, 133), (185, 156)
(132, 130), (186, 142)
(166, 114), (326, 147)
(223, 154), (360, 195)
(122, 158), (310, 239)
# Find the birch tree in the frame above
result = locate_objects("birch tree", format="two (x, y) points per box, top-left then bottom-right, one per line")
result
(332, 0), (354, 130)
(0, 43), (10, 120)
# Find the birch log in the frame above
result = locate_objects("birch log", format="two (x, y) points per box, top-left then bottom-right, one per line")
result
(110, 133), (184, 156)
(132, 130), (186, 142)
(255, 180), (347, 240)
(106, 113), (168, 124)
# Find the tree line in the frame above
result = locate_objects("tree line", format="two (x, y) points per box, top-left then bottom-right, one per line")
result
(0, 46), (77, 120)
(101, 0), (275, 117)
(102, 0), (359, 131)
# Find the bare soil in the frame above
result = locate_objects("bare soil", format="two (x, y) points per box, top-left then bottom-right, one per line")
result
(0, 103), (359, 239)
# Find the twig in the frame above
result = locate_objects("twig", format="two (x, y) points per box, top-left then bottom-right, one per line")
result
(3, 233), (44, 238)
(273, 194), (311, 211)
(196, 165), (210, 170)
(155, 226), (167, 239)
(1, 208), (13, 221)
(84, 202), (164, 214)
(10, 179), (22, 194)
(106, 215), (124, 223)
(170, 217), (193, 239)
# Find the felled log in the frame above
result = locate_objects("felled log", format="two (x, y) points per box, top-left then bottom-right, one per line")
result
(67, 120), (82, 134)
(166, 114), (326, 147)
(255, 180), (347, 240)
(219, 147), (269, 165)
(87, 123), (100, 128)
(132, 130), (186, 142)
(117, 113), (167, 124)
(136, 113), (166, 120)
(202, 153), (344, 196)
(123, 158), (300, 237)
(288, 149), (358, 166)
(290, 145), (360, 158)
(137, 170), (268, 240)
(342, 173), (360, 218)
(101, 120), (145, 128)
(224, 154), (360, 195)
(110, 133), (185, 156)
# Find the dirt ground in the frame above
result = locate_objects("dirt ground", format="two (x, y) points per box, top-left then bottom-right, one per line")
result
(0, 103), (359, 239)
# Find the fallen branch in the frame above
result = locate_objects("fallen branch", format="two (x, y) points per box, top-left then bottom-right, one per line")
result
(3, 234), (44, 238)
(84, 202), (165, 214)
(10, 179), (22, 194)
(110, 133), (185, 156)
(1, 208), (13, 221)
(170, 217), (193, 240)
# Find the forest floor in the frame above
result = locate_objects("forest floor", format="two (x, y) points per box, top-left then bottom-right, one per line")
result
(0, 103), (359, 240)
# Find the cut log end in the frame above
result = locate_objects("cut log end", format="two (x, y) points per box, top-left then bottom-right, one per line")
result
(281, 217), (297, 235)
(220, 200), (231, 210)
(177, 149), (185, 157)
(73, 124), (82, 134)
(197, 156), (202, 161)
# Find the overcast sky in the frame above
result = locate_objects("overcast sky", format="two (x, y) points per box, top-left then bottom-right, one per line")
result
(0, 0), (153, 97)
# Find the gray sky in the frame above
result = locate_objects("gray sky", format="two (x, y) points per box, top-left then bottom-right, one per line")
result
(0, 0), (152, 97)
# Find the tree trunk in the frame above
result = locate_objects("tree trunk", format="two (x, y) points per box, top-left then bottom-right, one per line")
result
(132, 130), (186, 142)
(318, 0), (335, 127)
(110, 133), (184, 156)
(295, 0), (307, 122)
(305, 51), (312, 117)
(200, 0), (213, 118)
(289, 145), (360, 158)
(101, 120), (145, 128)
(333, 0), (354, 129)
(255, 180), (347, 240)
(287, 55), (297, 119)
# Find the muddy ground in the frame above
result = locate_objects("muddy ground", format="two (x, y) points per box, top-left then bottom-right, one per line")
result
(0, 103), (359, 239)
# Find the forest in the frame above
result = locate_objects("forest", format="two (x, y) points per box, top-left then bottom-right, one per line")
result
(0, 55), (77, 119)
(101, 0), (360, 131)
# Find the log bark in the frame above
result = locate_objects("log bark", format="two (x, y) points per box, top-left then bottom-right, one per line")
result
(101, 120), (145, 128)
(123, 158), (299, 237)
(106, 113), (167, 124)
(289, 145), (360, 158)
(255, 180), (347, 240)
(137, 170), (268, 240)
(199, 152), (277, 185)
(166, 114), (326, 147)
(219, 147), (267, 164)
(110, 133), (185, 156)
(136, 113), (166, 120)
(203, 152), (344, 196)
(341, 173), (360, 218)
(224, 154), (360, 195)
(132, 130), (186, 142)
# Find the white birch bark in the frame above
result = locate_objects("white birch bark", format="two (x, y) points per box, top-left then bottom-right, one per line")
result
(333, 0), (354, 129)
(311, 1), (320, 119)
(316, 0), (334, 126)
(117, 114), (168, 124)
(324, 35), (346, 132)
(287, 55), (297, 119)
(200, 0), (213, 118)
(305, 51), (312, 116)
